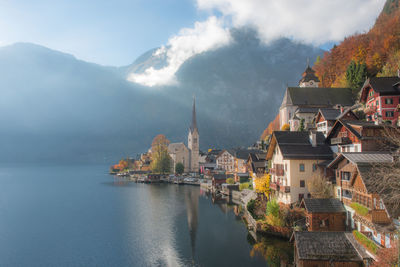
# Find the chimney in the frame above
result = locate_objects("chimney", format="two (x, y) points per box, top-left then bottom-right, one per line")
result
(309, 131), (317, 147)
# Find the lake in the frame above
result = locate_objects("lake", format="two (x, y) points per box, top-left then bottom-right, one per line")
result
(0, 164), (292, 266)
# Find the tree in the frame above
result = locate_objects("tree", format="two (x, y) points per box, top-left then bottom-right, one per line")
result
(226, 178), (235, 184)
(175, 162), (184, 175)
(281, 124), (290, 131)
(298, 119), (305, 132)
(254, 174), (271, 199)
(346, 60), (368, 90)
(150, 134), (172, 174)
(307, 174), (334, 199)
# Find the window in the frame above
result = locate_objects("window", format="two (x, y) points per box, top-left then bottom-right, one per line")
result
(376, 100), (379, 107)
(385, 98), (394, 105)
(300, 180), (305, 187)
(299, 164), (305, 172)
(320, 219), (329, 227)
(386, 111), (394, 117)
(312, 163), (317, 172)
(341, 172), (351, 181)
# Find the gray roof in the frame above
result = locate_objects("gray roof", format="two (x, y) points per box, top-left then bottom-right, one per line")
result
(303, 198), (346, 213)
(273, 131), (333, 160)
(342, 152), (393, 163)
(368, 76), (400, 95)
(295, 232), (370, 261)
(233, 149), (262, 160)
(296, 107), (320, 114)
(299, 66), (320, 83)
(283, 87), (354, 107)
(319, 108), (342, 121)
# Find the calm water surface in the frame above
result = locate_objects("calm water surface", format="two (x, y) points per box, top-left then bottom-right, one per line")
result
(0, 164), (292, 266)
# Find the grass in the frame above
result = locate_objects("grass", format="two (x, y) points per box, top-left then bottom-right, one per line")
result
(239, 182), (250, 191)
(351, 202), (369, 216)
(353, 230), (379, 254)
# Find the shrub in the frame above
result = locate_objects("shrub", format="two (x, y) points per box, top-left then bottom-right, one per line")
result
(226, 178), (235, 184)
(247, 199), (256, 217)
(239, 182), (250, 191)
(351, 202), (369, 216)
(266, 199), (280, 217)
(353, 230), (379, 254)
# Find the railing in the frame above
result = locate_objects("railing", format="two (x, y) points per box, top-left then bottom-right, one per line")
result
(331, 137), (351, 145)
(364, 105), (377, 114)
(270, 182), (279, 191)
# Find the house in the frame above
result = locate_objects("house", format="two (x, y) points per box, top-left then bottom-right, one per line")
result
(327, 152), (397, 248)
(301, 198), (346, 232)
(315, 108), (358, 136)
(289, 107), (320, 131)
(216, 150), (235, 173)
(266, 131), (333, 205)
(360, 76), (400, 125)
(247, 152), (267, 178)
(212, 173), (227, 187)
(293, 232), (371, 267)
(325, 120), (389, 153)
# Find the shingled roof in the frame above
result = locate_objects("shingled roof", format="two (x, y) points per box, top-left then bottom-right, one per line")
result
(299, 65), (320, 83)
(294, 232), (370, 262)
(360, 76), (400, 102)
(303, 198), (346, 213)
(282, 87), (354, 107)
(328, 152), (393, 168)
(267, 131), (333, 160)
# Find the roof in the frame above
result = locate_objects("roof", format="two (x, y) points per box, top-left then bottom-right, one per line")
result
(303, 198), (346, 213)
(295, 107), (320, 114)
(294, 232), (370, 262)
(267, 131), (333, 160)
(319, 108), (342, 121)
(325, 119), (384, 142)
(282, 87), (354, 107)
(328, 152), (393, 168)
(360, 76), (400, 102)
(234, 149), (262, 160)
(213, 173), (227, 180)
(299, 65), (320, 83)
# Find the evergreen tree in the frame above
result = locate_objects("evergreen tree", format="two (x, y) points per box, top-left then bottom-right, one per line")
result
(175, 162), (184, 175)
(346, 60), (368, 90)
(299, 118), (305, 132)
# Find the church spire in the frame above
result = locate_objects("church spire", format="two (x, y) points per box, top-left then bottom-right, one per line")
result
(190, 96), (198, 133)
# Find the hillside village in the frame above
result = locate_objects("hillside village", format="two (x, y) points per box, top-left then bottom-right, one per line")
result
(110, 63), (400, 266)
(109, 1), (400, 266)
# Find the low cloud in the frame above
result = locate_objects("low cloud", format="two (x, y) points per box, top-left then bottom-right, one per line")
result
(197, 0), (384, 44)
(128, 0), (384, 87)
(128, 16), (231, 87)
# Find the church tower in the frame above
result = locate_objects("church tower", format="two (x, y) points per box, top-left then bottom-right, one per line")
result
(188, 97), (199, 173)
(299, 60), (320, 87)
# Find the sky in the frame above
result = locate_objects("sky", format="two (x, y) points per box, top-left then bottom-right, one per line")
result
(0, 0), (385, 69)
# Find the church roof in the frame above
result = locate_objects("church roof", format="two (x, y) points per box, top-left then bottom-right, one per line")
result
(190, 97), (198, 133)
(281, 87), (354, 108)
(299, 65), (320, 83)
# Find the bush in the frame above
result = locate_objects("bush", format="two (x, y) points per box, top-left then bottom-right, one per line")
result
(266, 199), (280, 217)
(247, 199), (256, 217)
(226, 178), (235, 184)
(239, 182), (250, 191)
(351, 202), (369, 216)
(353, 230), (379, 254)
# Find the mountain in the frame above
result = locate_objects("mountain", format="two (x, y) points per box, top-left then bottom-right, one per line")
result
(314, 0), (400, 87)
(126, 28), (323, 149)
(0, 28), (323, 163)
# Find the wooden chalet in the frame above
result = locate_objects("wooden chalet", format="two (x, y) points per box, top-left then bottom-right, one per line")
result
(247, 152), (267, 177)
(327, 152), (397, 248)
(315, 108), (358, 137)
(325, 120), (389, 153)
(360, 76), (400, 125)
(294, 232), (371, 267)
(301, 198), (346, 232)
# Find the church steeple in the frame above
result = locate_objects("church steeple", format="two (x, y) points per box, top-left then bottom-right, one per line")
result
(190, 96), (198, 133)
(299, 60), (320, 88)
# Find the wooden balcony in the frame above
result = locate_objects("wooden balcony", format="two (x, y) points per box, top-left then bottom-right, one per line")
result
(331, 137), (351, 145)
(371, 209), (391, 224)
(270, 182), (279, 191)
(364, 105), (377, 115)
(270, 167), (284, 176)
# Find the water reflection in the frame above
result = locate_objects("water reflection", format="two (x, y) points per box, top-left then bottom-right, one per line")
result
(249, 235), (293, 267)
(184, 187), (199, 261)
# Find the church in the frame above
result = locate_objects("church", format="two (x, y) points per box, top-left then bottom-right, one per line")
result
(168, 98), (199, 173)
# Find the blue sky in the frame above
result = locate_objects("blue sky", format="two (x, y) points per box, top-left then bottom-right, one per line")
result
(0, 0), (384, 67)
(0, 0), (212, 66)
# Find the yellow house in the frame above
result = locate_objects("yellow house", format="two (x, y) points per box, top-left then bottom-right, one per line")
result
(266, 131), (333, 205)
